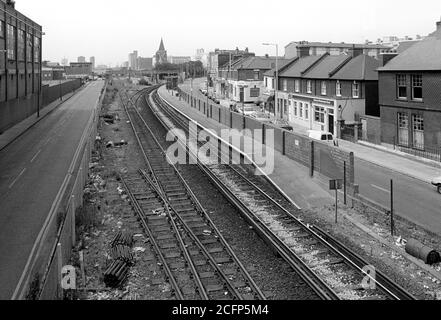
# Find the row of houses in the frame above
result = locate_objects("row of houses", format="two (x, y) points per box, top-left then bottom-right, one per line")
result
(210, 19), (441, 153)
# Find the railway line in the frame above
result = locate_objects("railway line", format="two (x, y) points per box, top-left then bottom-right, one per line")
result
(132, 85), (416, 301)
(119, 87), (266, 301)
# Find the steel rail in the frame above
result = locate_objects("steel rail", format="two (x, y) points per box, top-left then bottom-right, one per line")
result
(150, 88), (415, 301)
(121, 88), (265, 300)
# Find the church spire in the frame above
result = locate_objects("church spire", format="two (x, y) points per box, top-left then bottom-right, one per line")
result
(159, 38), (165, 51)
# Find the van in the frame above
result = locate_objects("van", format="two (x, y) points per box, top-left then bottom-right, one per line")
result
(308, 130), (337, 146)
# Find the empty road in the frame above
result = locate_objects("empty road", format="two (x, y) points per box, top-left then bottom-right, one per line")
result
(0, 80), (104, 299)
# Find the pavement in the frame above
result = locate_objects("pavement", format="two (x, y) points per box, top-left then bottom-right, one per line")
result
(0, 80), (105, 299)
(167, 82), (441, 235)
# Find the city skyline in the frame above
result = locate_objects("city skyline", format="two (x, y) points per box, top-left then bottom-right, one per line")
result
(15, 0), (441, 66)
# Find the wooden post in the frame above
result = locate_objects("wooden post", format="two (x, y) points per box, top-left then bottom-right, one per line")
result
(57, 243), (63, 299)
(344, 161), (347, 205)
(390, 179), (394, 237)
(71, 196), (76, 247)
(335, 188), (338, 224)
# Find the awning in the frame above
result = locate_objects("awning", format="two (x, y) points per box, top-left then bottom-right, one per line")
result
(261, 94), (274, 103)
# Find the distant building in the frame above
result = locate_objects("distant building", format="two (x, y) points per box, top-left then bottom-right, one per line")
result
(61, 57), (68, 66)
(154, 38), (168, 65)
(122, 61), (129, 68)
(137, 57), (153, 70)
(168, 56), (191, 65)
(77, 56), (86, 63)
(0, 0), (43, 133)
(208, 48), (255, 82)
(90, 56), (95, 69)
(129, 51), (138, 70)
(65, 62), (93, 78)
(284, 41), (390, 60)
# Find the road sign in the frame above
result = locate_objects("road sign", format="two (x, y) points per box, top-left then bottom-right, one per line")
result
(329, 179), (343, 191)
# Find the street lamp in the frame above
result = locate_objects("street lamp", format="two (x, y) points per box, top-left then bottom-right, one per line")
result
(262, 43), (278, 118)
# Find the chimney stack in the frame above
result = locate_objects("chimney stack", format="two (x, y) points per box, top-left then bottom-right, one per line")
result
(296, 45), (310, 58)
(349, 44), (363, 58)
(379, 52), (398, 67)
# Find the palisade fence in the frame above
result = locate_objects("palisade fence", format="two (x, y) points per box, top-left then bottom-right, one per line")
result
(170, 86), (398, 222)
(12, 82), (107, 300)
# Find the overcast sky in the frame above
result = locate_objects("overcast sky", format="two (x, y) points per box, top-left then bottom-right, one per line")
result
(15, 0), (441, 66)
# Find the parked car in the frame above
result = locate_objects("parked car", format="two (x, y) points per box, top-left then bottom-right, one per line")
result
(235, 105), (257, 116)
(431, 176), (441, 194)
(271, 119), (294, 131)
(251, 112), (272, 123)
(308, 130), (337, 146)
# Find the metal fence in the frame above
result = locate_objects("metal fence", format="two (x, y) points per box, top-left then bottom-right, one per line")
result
(396, 142), (441, 162)
(11, 82), (105, 300)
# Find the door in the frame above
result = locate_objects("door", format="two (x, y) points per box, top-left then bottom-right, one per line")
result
(328, 114), (334, 135)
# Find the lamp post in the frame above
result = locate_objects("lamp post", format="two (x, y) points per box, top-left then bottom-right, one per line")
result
(262, 43), (278, 118)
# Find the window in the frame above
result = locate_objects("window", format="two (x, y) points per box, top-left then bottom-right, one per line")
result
(27, 33), (33, 62)
(294, 101), (297, 116)
(254, 70), (259, 80)
(265, 78), (267, 87)
(299, 102), (303, 118)
(307, 80), (312, 93)
(284, 100), (288, 116)
(34, 37), (40, 62)
(352, 82), (360, 98)
(397, 74), (407, 99)
(282, 79), (287, 91)
(7, 24), (16, 60)
(397, 112), (409, 146)
(314, 106), (325, 123)
(412, 114), (424, 149)
(18, 29), (25, 61)
(271, 78), (274, 89)
(305, 104), (309, 120)
(321, 81), (327, 95)
(336, 81), (342, 97)
(411, 74), (423, 100)
(295, 79), (300, 93)
(0, 21), (4, 38)
(250, 87), (260, 97)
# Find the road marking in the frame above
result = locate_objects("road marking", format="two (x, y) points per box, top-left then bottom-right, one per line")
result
(30, 149), (42, 163)
(9, 168), (26, 189)
(371, 184), (390, 193)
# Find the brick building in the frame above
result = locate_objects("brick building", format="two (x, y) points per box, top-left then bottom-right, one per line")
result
(275, 47), (379, 136)
(0, 0), (43, 133)
(217, 55), (290, 104)
(65, 62), (92, 79)
(285, 41), (390, 60)
(208, 48), (255, 84)
(378, 20), (441, 152)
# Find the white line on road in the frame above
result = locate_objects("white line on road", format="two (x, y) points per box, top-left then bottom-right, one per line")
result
(9, 168), (27, 189)
(30, 149), (42, 163)
(371, 184), (390, 193)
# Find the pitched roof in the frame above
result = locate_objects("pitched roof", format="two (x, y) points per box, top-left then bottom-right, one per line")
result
(378, 27), (441, 71)
(303, 54), (350, 79)
(279, 55), (324, 77)
(331, 54), (379, 81)
(263, 58), (297, 77)
(231, 56), (290, 70)
(396, 41), (419, 53)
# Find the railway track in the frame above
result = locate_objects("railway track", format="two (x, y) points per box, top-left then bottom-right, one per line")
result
(140, 86), (416, 301)
(119, 88), (266, 301)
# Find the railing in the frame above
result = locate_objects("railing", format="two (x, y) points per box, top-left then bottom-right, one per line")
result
(11, 82), (106, 300)
(394, 137), (441, 162)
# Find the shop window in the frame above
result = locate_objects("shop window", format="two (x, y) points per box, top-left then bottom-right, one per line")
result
(314, 106), (325, 124)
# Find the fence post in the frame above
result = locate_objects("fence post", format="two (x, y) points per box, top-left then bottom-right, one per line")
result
(310, 140), (314, 177)
(57, 243), (63, 299)
(71, 196), (76, 247)
(282, 131), (286, 156)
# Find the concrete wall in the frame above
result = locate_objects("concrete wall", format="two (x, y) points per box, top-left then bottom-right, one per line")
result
(0, 79), (81, 133)
(176, 86), (355, 185)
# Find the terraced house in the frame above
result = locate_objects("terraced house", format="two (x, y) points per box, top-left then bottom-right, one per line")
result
(274, 47), (380, 137)
(378, 20), (441, 154)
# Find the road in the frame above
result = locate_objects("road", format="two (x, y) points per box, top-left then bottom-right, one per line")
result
(179, 78), (441, 235)
(0, 80), (104, 299)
